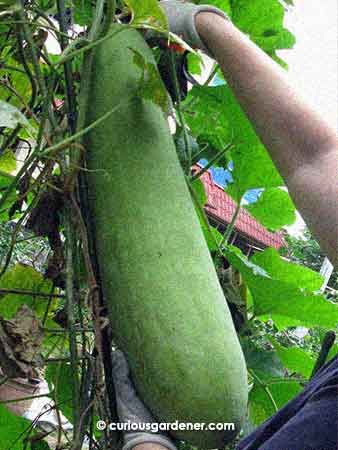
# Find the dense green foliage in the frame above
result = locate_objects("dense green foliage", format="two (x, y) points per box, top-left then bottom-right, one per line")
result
(0, 0), (336, 449)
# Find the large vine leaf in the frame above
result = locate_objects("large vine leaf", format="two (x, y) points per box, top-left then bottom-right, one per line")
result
(0, 150), (16, 174)
(184, 85), (284, 201)
(223, 246), (338, 329)
(0, 100), (35, 139)
(245, 188), (296, 231)
(249, 380), (301, 426)
(183, 85), (232, 153)
(0, 60), (32, 107)
(269, 337), (315, 378)
(0, 100), (30, 129)
(125, 0), (168, 30)
(194, 0), (232, 16)
(227, 145), (284, 202)
(131, 48), (170, 113)
(231, 0), (296, 57)
(0, 172), (17, 220)
(73, 0), (93, 26)
(241, 337), (284, 378)
(326, 344), (338, 363)
(251, 248), (324, 292)
(0, 404), (32, 450)
(45, 362), (74, 422)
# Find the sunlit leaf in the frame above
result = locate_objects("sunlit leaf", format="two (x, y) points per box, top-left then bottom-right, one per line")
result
(241, 337), (284, 378)
(0, 264), (54, 319)
(191, 178), (207, 206)
(249, 380), (301, 426)
(0, 100), (35, 136)
(183, 85), (284, 201)
(45, 362), (75, 422)
(245, 188), (296, 231)
(131, 48), (170, 113)
(252, 248), (324, 292)
(125, 0), (168, 30)
(0, 0), (20, 16)
(269, 337), (314, 378)
(223, 245), (338, 328)
(73, 0), (92, 26)
(0, 404), (32, 449)
(0, 150), (16, 174)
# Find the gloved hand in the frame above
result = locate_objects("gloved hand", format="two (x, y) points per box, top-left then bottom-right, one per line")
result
(159, 0), (229, 57)
(111, 349), (177, 450)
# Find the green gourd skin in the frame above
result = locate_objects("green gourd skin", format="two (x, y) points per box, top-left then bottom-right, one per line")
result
(84, 25), (248, 448)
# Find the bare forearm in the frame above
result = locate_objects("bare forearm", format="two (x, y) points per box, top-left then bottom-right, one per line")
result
(196, 13), (338, 265)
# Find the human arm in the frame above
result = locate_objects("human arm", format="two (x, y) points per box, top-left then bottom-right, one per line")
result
(159, 1), (338, 266)
(194, 12), (338, 266)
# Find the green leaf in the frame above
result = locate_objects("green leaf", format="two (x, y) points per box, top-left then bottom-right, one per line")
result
(251, 247), (324, 292)
(254, 29), (296, 52)
(191, 178), (207, 206)
(249, 380), (301, 426)
(0, 174), (13, 189)
(0, 177), (17, 221)
(183, 85), (232, 153)
(0, 150), (16, 174)
(0, 264), (54, 319)
(232, 0), (284, 34)
(245, 188), (296, 231)
(228, 145), (284, 201)
(125, 0), (168, 30)
(0, 0), (20, 16)
(0, 404), (32, 450)
(45, 362), (75, 422)
(230, 0), (295, 63)
(187, 53), (202, 76)
(193, 200), (223, 252)
(73, 0), (92, 26)
(269, 337), (314, 378)
(241, 337), (284, 378)
(194, 0), (232, 16)
(230, 0), (296, 52)
(223, 245), (338, 329)
(31, 441), (51, 450)
(326, 344), (338, 363)
(0, 100), (34, 136)
(0, 59), (31, 107)
(183, 85), (284, 201)
(131, 48), (170, 113)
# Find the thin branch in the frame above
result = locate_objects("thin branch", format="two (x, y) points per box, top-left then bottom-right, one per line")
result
(64, 203), (81, 431)
(0, 288), (64, 298)
(190, 142), (233, 181)
(101, 0), (116, 37)
(0, 391), (54, 404)
(169, 51), (192, 168)
(220, 196), (242, 247)
(39, 98), (132, 157)
(53, 26), (127, 68)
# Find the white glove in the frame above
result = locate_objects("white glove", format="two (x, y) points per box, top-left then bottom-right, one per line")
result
(159, 0), (229, 57)
(111, 349), (177, 450)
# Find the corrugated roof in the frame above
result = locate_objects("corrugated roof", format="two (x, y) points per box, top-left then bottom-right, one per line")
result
(193, 165), (286, 249)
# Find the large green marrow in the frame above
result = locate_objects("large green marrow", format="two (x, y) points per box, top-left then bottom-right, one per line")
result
(84, 25), (248, 448)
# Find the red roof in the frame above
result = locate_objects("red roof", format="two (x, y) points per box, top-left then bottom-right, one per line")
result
(193, 165), (286, 249)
